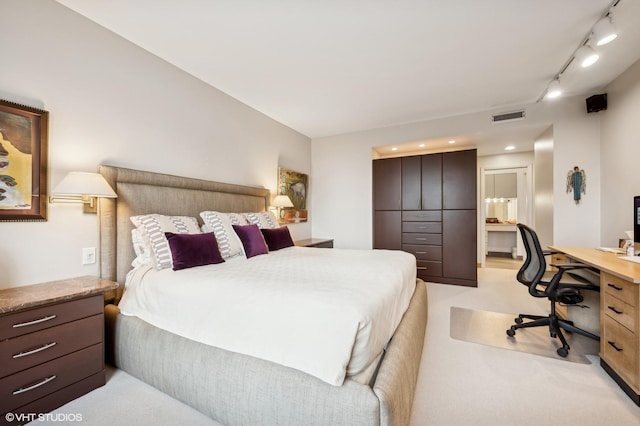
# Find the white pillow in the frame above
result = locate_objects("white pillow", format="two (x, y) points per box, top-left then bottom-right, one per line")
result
(244, 211), (280, 229)
(131, 228), (152, 267)
(199, 212), (247, 259)
(130, 214), (201, 270)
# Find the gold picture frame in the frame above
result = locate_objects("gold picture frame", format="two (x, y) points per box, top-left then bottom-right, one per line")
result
(277, 167), (308, 223)
(0, 99), (49, 221)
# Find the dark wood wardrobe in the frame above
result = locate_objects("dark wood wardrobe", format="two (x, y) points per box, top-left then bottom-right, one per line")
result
(373, 149), (477, 287)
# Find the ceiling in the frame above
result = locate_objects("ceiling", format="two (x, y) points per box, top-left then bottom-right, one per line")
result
(56, 0), (640, 155)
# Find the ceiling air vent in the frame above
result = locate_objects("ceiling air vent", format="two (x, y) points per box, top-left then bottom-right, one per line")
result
(492, 110), (525, 123)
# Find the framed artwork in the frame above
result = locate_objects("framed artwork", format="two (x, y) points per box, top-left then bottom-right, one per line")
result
(0, 100), (49, 221)
(277, 167), (308, 223)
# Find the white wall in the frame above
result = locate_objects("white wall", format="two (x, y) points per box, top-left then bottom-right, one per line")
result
(533, 127), (554, 249)
(312, 97), (603, 250)
(600, 59), (640, 247)
(0, 0), (311, 288)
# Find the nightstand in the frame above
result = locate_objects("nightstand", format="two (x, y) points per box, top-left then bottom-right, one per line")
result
(0, 276), (118, 424)
(295, 238), (334, 248)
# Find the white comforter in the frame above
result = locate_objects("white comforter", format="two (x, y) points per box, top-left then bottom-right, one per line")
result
(119, 247), (416, 386)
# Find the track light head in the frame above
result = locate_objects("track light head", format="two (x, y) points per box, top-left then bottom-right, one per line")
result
(575, 45), (599, 67)
(593, 16), (618, 46)
(545, 79), (562, 100)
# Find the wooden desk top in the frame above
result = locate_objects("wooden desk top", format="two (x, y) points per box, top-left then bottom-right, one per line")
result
(551, 246), (640, 284)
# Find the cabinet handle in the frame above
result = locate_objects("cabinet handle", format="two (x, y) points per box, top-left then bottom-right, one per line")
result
(607, 283), (623, 291)
(13, 342), (57, 359)
(13, 314), (57, 328)
(607, 305), (623, 315)
(607, 341), (623, 352)
(13, 375), (57, 395)
(416, 251), (427, 254)
(417, 267), (428, 270)
(416, 238), (426, 241)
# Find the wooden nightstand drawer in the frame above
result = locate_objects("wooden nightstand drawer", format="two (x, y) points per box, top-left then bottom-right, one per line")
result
(0, 314), (103, 379)
(0, 295), (103, 340)
(604, 291), (636, 332)
(603, 315), (637, 388)
(603, 273), (638, 308)
(0, 343), (104, 413)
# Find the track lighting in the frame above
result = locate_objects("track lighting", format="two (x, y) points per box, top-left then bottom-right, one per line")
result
(575, 45), (599, 68)
(545, 79), (562, 100)
(593, 16), (618, 46)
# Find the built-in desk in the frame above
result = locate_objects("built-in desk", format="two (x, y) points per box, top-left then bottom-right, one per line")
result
(551, 246), (640, 405)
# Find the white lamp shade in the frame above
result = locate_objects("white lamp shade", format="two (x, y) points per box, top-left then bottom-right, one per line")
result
(575, 45), (599, 68)
(51, 172), (117, 198)
(271, 194), (294, 208)
(545, 79), (562, 100)
(593, 17), (617, 46)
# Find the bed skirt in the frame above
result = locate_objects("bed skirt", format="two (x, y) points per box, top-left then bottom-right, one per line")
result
(104, 279), (427, 425)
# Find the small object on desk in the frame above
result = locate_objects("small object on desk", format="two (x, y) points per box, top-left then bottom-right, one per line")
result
(294, 238), (334, 248)
(619, 255), (640, 264)
(597, 247), (626, 254)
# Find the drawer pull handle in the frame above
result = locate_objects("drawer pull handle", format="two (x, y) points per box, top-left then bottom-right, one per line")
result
(13, 314), (57, 328)
(13, 375), (57, 395)
(416, 251), (427, 254)
(607, 341), (623, 352)
(417, 267), (428, 270)
(13, 342), (57, 359)
(607, 306), (623, 315)
(607, 283), (623, 291)
(416, 238), (426, 241)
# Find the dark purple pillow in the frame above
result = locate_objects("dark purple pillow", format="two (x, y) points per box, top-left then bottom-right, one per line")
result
(165, 232), (225, 271)
(233, 224), (269, 258)
(260, 226), (294, 251)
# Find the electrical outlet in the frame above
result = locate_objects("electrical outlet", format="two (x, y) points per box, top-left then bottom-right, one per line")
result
(82, 247), (96, 265)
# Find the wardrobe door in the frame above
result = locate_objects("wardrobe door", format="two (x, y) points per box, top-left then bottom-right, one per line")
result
(373, 158), (401, 210)
(421, 153), (442, 210)
(443, 149), (476, 210)
(402, 156), (421, 210)
(374, 211), (401, 249)
(443, 209), (477, 284)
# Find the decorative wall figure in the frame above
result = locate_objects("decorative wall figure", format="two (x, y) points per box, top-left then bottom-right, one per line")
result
(566, 166), (586, 204)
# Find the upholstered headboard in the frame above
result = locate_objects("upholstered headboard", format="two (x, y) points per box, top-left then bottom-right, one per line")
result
(98, 165), (271, 289)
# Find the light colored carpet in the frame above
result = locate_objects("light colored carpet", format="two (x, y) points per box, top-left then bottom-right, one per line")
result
(30, 267), (640, 425)
(449, 306), (599, 364)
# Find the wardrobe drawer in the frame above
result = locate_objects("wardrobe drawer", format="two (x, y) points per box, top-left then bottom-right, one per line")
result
(402, 210), (441, 222)
(0, 343), (103, 413)
(603, 292), (636, 332)
(417, 261), (442, 279)
(602, 315), (637, 388)
(0, 295), (103, 340)
(402, 222), (442, 233)
(602, 273), (638, 308)
(0, 314), (103, 379)
(402, 233), (442, 245)
(403, 244), (442, 261)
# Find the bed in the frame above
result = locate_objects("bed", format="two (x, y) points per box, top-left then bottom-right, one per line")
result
(99, 165), (428, 425)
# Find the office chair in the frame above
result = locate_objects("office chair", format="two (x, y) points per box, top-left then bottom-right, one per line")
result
(506, 223), (600, 357)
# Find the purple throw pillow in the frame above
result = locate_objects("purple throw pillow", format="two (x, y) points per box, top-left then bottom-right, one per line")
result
(233, 224), (269, 258)
(165, 232), (225, 270)
(260, 226), (294, 251)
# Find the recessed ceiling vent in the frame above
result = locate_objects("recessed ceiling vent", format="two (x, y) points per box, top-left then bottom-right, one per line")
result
(492, 110), (525, 123)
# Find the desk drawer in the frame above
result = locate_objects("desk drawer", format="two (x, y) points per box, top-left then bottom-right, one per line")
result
(403, 244), (442, 261)
(0, 315), (103, 379)
(603, 315), (637, 388)
(402, 233), (441, 245)
(0, 295), (103, 340)
(0, 343), (103, 413)
(602, 273), (638, 308)
(604, 292), (636, 332)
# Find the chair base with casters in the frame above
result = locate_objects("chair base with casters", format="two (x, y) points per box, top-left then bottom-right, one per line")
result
(507, 223), (601, 358)
(506, 285), (600, 357)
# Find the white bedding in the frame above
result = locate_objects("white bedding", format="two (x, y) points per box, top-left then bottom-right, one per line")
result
(119, 246), (416, 386)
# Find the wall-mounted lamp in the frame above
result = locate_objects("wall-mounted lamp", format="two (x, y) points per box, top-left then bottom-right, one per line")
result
(49, 172), (117, 214)
(271, 194), (294, 222)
